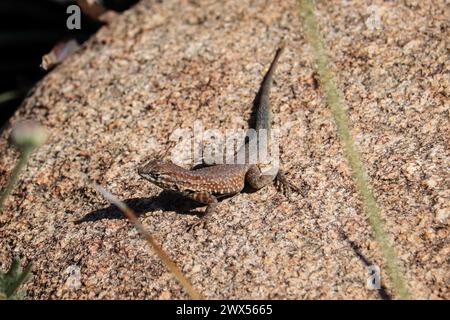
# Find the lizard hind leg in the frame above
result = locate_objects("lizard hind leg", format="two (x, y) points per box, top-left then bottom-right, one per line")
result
(245, 165), (277, 190)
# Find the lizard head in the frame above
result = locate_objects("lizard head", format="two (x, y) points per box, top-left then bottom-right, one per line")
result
(137, 159), (183, 189)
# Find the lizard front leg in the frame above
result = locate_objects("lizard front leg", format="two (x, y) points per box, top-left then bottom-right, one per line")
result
(186, 191), (219, 230)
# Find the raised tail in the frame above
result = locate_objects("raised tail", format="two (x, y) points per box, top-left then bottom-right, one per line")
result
(254, 43), (285, 131)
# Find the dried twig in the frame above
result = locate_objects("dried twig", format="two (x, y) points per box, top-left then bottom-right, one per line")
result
(93, 184), (202, 300)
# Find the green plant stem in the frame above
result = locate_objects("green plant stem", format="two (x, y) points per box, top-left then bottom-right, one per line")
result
(0, 147), (33, 212)
(0, 90), (23, 105)
(298, 0), (410, 299)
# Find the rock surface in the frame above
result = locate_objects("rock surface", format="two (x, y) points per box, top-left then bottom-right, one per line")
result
(0, 0), (448, 299)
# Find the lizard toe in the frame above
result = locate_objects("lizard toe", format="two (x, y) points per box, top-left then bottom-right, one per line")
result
(186, 218), (207, 232)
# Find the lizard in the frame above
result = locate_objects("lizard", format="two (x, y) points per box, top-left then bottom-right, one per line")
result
(138, 44), (301, 229)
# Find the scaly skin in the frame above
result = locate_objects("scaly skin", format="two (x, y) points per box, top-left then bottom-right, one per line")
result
(138, 44), (300, 228)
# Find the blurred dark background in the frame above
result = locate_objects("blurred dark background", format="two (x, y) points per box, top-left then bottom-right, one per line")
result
(0, 0), (139, 128)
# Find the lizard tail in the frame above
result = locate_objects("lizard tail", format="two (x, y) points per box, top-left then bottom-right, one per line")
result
(254, 43), (285, 131)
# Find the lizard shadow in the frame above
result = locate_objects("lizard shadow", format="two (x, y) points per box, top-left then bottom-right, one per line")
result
(75, 191), (206, 224)
(339, 231), (392, 300)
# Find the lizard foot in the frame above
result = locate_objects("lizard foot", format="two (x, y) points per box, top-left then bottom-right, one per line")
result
(186, 198), (217, 232)
(186, 217), (208, 232)
(275, 170), (308, 198)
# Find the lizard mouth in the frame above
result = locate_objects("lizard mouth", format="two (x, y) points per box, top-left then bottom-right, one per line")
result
(137, 167), (159, 182)
(137, 166), (145, 177)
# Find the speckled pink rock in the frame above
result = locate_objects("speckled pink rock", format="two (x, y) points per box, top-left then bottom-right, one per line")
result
(0, 0), (448, 299)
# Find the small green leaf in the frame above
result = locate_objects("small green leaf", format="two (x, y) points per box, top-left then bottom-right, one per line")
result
(0, 258), (32, 299)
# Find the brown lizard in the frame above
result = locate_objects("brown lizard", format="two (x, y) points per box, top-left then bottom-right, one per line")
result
(138, 44), (301, 229)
